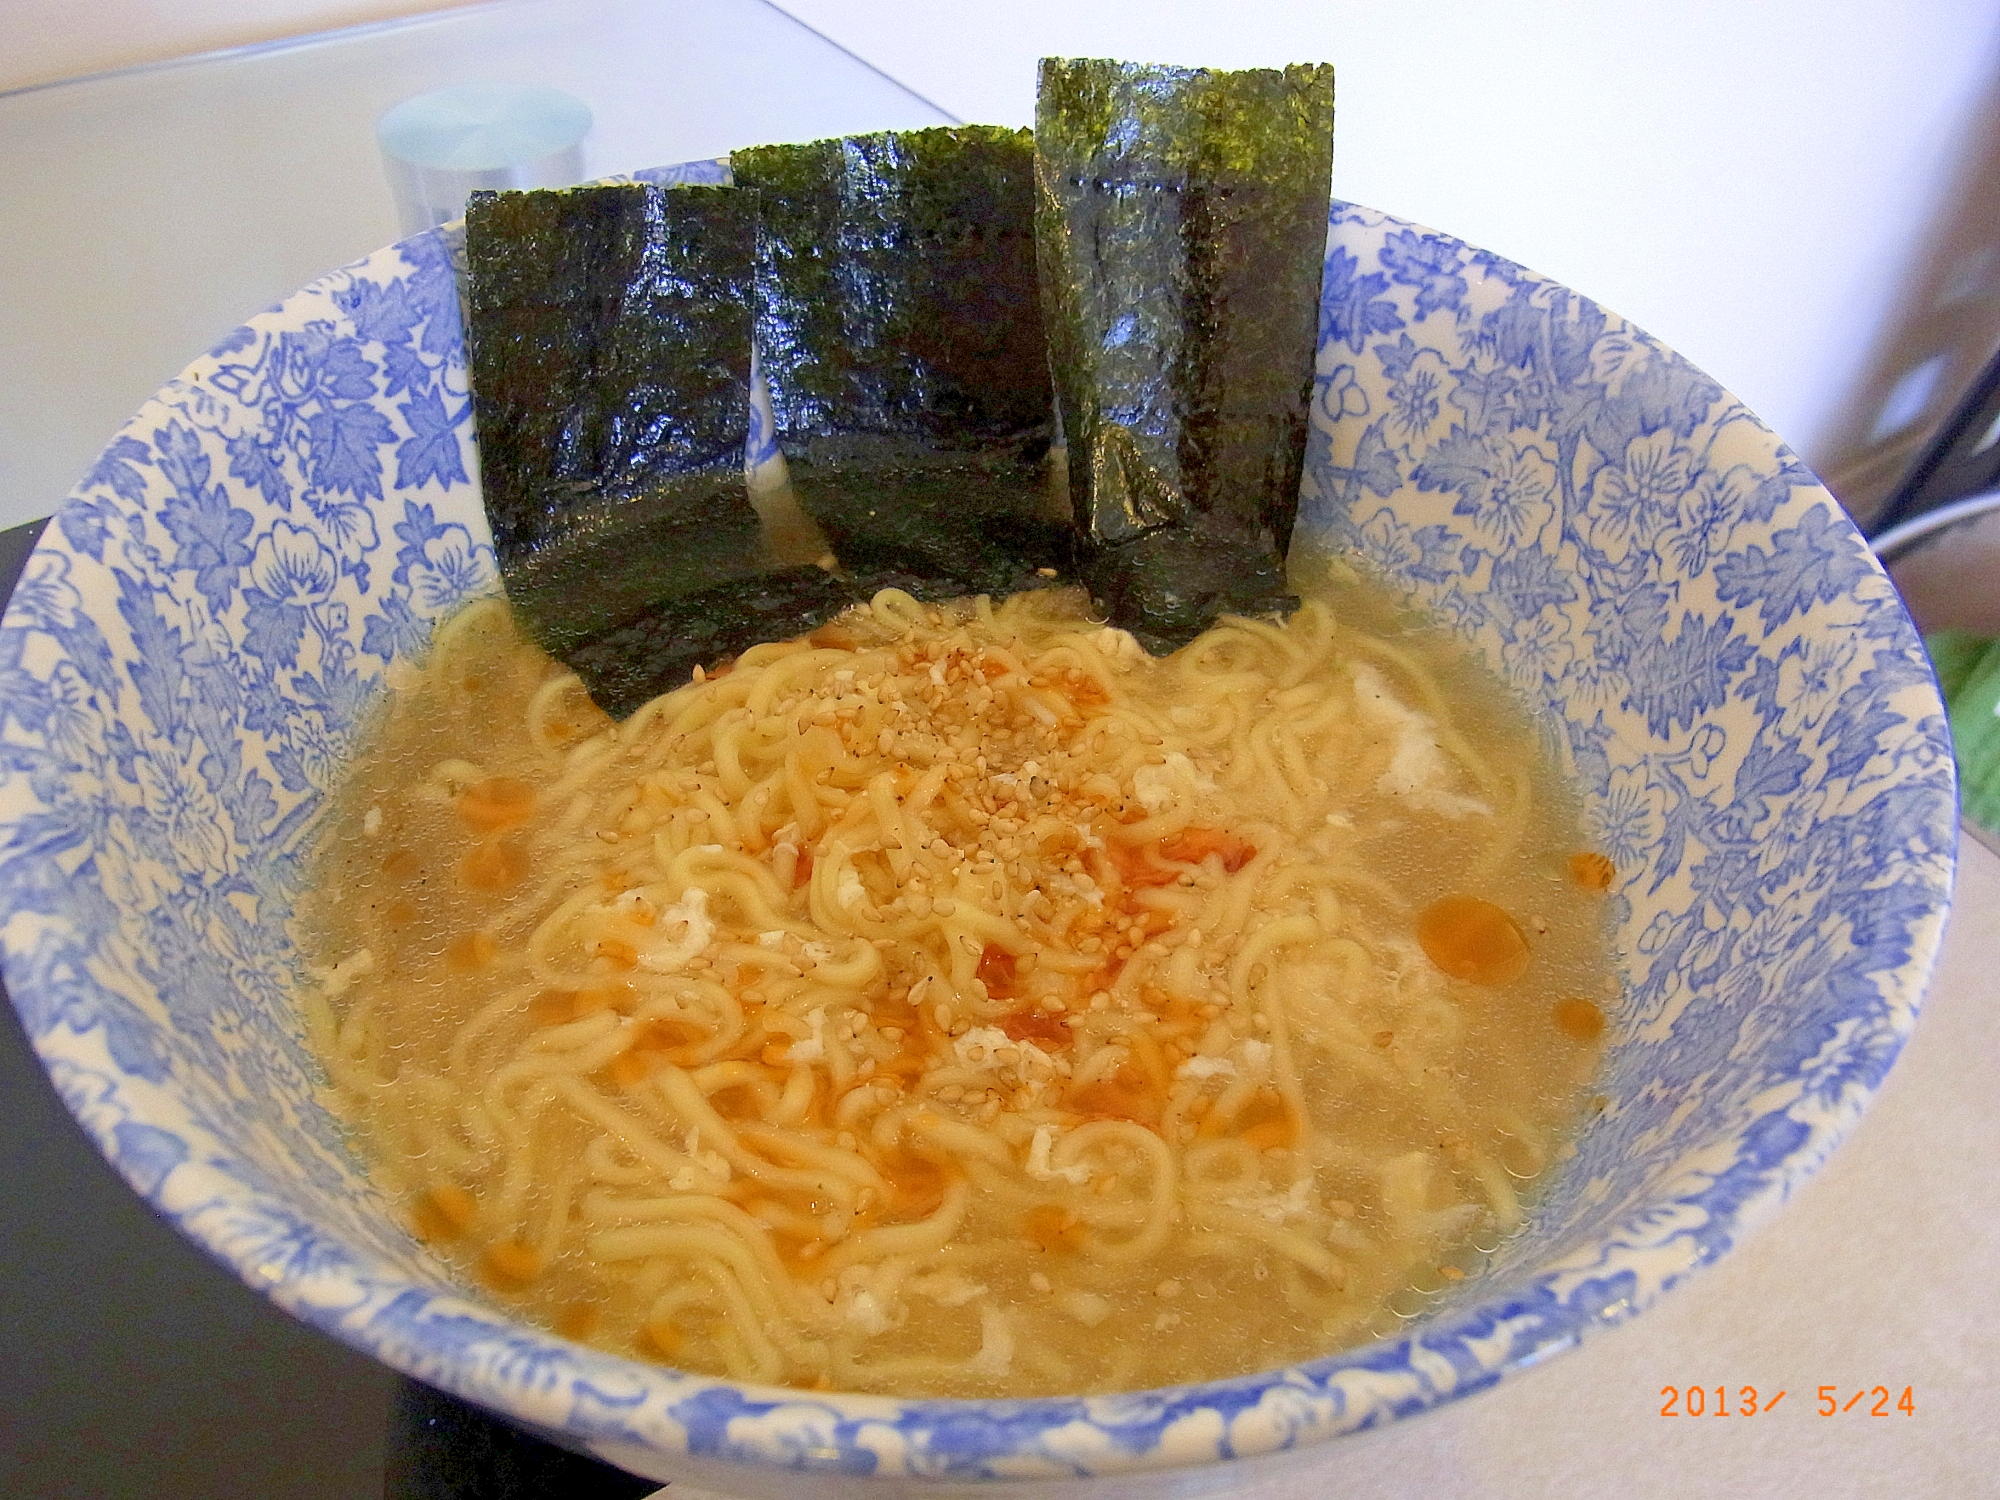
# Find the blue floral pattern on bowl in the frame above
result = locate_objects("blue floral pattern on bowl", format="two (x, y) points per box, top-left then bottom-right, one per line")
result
(0, 166), (1956, 1492)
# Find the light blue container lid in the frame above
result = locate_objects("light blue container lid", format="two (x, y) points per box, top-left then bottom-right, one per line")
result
(377, 83), (593, 171)
(376, 83), (593, 233)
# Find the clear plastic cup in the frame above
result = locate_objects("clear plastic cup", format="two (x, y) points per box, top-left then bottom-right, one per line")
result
(377, 83), (593, 236)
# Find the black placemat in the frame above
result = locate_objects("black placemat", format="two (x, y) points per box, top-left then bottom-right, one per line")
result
(0, 519), (655, 1499)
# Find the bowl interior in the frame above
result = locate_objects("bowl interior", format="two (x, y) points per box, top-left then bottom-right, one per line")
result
(0, 171), (1956, 1486)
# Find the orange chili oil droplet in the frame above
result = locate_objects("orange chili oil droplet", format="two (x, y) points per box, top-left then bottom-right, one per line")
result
(594, 937), (639, 970)
(1064, 1066), (1162, 1128)
(1001, 1007), (1073, 1050)
(1241, 1117), (1298, 1152)
(574, 981), (638, 1016)
(457, 775), (537, 833)
(1553, 997), (1607, 1041)
(1024, 1203), (1087, 1253)
(1105, 840), (1180, 889)
(554, 1302), (600, 1341)
(1063, 673), (1110, 708)
(443, 930), (497, 973)
(976, 943), (1018, 999)
(529, 989), (579, 1026)
(460, 836), (528, 893)
(479, 1239), (543, 1290)
(876, 1148), (952, 1221)
(639, 1318), (684, 1361)
(864, 996), (934, 1075)
(604, 1050), (658, 1089)
(1416, 895), (1531, 986)
(1567, 851), (1616, 892)
(1157, 827), (1257, 873)
(1128, 1031), (1174, 1096)
(1229, 1087), (1299, 1151)
(629, 1015), (702, 1057)
(702, 1080), (758, 1124)
(412, 1183), (477, 1243)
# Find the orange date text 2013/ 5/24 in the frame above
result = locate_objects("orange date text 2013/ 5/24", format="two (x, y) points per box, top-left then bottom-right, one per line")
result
(1657, 1386), (1917, 1417)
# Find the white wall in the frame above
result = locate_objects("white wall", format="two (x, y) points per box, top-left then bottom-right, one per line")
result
(772, 0), (2000, 470)
(9, 0), (2000, 475)
(0, 0), (480, 92)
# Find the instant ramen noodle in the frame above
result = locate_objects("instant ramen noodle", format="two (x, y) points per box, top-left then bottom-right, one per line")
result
(301, 575), (1614, 1397)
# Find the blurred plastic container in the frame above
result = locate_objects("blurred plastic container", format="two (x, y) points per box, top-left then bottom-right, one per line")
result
(377, 82), (592, 235)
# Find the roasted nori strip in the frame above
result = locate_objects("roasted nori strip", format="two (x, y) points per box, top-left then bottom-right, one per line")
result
(464, 182), (766, 710)
(564, 565), (900, 715)
(466, 83), (1330, 716)
(730, 126), (1070, 598)
(1035, 58), (1335, 652)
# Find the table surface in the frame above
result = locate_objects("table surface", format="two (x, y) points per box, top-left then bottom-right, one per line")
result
(0, 0), (952, 535)
(3, 6), (1997, 1496)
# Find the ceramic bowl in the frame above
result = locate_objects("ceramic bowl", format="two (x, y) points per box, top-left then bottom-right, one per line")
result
(0, 159), (1957, 1496)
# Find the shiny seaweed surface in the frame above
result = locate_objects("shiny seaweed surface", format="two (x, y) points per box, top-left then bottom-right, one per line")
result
(1036, 58), (1335, 650)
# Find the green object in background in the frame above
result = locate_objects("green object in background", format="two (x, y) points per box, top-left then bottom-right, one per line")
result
(1928, 629), (2000, 832)
(1926, 628), (1992, 704)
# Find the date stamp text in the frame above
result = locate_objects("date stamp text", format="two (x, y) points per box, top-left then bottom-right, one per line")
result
(1658, 1385), (1915, 1417)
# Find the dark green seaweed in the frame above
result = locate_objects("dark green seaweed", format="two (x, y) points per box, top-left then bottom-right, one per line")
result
(1035, 58), (1334, 651)
(731, 126), (1071, 598)
(464, 182), (764, 701)
(564, 567), (855, 718)
(464, 78), (1331, 717)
